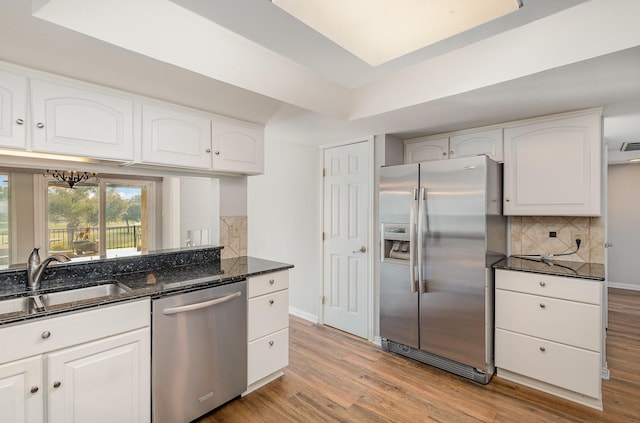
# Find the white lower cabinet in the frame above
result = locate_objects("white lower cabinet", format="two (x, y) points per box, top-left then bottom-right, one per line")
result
(245, 270), (289, 394)
(47, 328), (149, 423)
(0, 356), (43, 423)
(0, 299), (150, 423)
(495, 269), (603, 409)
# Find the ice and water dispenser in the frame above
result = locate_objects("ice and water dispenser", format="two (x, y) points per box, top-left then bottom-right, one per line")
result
(381, 223), (411, 262)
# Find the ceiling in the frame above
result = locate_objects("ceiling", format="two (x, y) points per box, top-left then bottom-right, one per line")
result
(1, 0), (640, 162)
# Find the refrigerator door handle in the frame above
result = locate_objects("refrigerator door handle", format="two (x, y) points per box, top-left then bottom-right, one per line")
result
(409, 187), (418, 293)
(417, 187), (426, 294)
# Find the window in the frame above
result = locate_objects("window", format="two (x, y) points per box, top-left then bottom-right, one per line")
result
(0, 173), (8, 270)
(46, 177), (156, 261)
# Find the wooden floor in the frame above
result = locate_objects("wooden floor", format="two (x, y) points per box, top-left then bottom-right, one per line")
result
(200, 288), (640, 422)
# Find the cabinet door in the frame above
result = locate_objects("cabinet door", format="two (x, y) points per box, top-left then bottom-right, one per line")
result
(0, 69), (27, 150)
(211, 120), (264, 174)
(0, 356), (43, 423)
(503, 112), (602, 216)
(450, 128), (503, 162)
(47, 328), (150, 423)
(30, 80), (134, 161)
(404, 137), (449, 163)
(141, 103), (212, 169)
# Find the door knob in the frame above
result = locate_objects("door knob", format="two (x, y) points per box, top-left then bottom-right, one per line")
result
(352, 246), (366, 253)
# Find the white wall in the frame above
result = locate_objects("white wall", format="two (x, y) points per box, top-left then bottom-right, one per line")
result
(219, 176), (247, 216)
(607, 163), (640, 290)
(247, 136), (322, 321)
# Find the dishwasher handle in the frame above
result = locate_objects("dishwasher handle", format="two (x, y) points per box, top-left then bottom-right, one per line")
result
(162, 291), (242, 315)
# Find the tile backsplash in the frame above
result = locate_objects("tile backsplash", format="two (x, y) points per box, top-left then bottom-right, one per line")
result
(220, 216), (247, 259)
(510, 216), (604, 264)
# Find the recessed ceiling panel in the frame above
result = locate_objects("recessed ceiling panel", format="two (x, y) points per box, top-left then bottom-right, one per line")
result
(273, 0), (522, 66)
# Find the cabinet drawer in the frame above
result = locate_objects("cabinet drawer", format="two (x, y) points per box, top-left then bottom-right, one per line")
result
(495, 269), (602, 305)
(0, 299), (149, 364)
(248, 290), (289, 341)
(496, 289), (601, 351)
(496, 329), (601, 399)
(247, 328), (288, 385)
(247, 270), (289, 298)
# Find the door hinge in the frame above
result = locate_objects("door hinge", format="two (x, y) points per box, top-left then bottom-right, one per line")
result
(322, 232), (325, 241)
(322, 168), (326, 177)
(321, 296), (325, 305)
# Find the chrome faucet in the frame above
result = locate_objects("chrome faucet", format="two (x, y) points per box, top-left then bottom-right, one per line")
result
(26, 248), (71, 291)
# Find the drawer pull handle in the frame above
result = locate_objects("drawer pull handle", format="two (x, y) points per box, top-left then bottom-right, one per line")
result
(269, 340), (274, 347)
(539, 281), (546, 287)
(539, 303), (546, 309)
(269, 279), (275, 285)
(30, 386), (39, 394)
(539, 346), (546, 352)
(41, 331), (51, 339)
(269, 299), (275, 305)
(53, 381), (61, 388)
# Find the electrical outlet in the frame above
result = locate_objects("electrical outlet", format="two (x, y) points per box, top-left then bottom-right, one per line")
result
(572, 231), (584, 248)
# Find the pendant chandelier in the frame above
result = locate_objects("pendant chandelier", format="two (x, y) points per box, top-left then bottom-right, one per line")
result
(44, 169), (98, 188)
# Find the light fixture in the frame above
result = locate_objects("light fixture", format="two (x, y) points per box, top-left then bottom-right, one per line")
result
(0, 148), (94, 163)
(272, 0), (523, 66)
(44, 169), (98, 188)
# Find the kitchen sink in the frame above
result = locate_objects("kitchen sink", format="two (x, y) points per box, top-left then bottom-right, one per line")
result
(41, 282), (130, 307)
(0, 296), (35, 315)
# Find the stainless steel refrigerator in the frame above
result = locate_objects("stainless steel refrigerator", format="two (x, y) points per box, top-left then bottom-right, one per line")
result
(379, 155), (506, 384)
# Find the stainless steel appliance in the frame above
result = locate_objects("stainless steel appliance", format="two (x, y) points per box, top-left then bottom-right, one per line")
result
(152, 281), (247, 423)
(379, 155), (506, 383)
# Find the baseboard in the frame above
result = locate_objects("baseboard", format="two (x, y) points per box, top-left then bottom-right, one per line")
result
(242, 370), (284, 396)
(289, 307), (318, 323)
(608, 281), (640, 291)
(496, 369), (602, 411)
(372, 335), (382, 347)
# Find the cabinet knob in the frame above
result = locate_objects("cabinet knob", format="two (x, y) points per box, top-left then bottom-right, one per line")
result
(268, 340), (274, 347)
(539, 281), (546, 287)
(449, 151), (454, 155)
(505, 198), (510, 202)
(214, 151), (220, 155)
(205, 148), (211, 153)
(30, 386), (39, 394)
(16, 118), (24, 125)
(539, 346), (546, 352)
(41, 331), (51, 339)
(442, 152), (447, 156)
(53, 381), (62, 388)
(539, 303), (546, 309)
(269, 279), (275, 285)
(36, 122), (45, 129)
(269, 299), (275, 305)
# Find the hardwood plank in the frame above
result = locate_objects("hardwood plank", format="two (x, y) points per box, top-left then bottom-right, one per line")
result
(198, 287), (640, 422)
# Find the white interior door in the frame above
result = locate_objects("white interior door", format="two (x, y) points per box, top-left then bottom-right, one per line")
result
(322, 141), (370, 338)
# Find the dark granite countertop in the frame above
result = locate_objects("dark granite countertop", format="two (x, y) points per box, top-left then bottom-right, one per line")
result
(493, 256), (605, 281)
(0, 252), (293, 326)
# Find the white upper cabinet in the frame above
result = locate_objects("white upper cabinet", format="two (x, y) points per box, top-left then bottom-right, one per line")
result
(30, 79), (134, 161)
(450, 128), (503, 162)
(141, 103), (212, 169)
(503, 111), (602, 216)
(405, 129), (503, 164)
(0, 69), (27, 150)
(212, 120), (264, 174)
(404, 137), (449, 163)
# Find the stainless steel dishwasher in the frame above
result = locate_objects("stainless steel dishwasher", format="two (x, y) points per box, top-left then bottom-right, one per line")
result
(152, 280), (247, 423)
